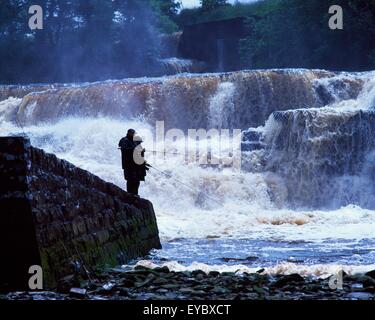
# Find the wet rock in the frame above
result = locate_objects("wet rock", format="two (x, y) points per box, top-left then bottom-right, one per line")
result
(273, 274), (305, 288)
(5, 267), (375, 301)
(351, 283), (363, 290)
(56, 275), (80, 294)
(195, 273), (205, 281)
(359, 276), (375, 288)
(154, 266), (170, 273)
(134, 265), (152, 272)
(118, 288), (130, 297)
(252, 286), (266, 295)
(211, 286), (229, 294)
(160, 284), (180, 290)
(365, 270), (375, 279)
(364, 286), (375, 293)
(102, 282), (116, 291)
(69, 288), (87, 299)
(192, 270), (206, 277)
(119, 278), (135, 288)
(347, 292), (373, 300)
(135, 274), (157, 287)
(152, 277), (169, 286)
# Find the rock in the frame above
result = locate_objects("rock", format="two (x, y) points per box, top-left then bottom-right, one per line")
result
(273, 274), (305, 288)
(360, 276), (375, 288)
(118, 288), (130, 297)
(134, 265), (152, 272)
(120, 278), (135, 288)
(154, 266), (170, 273)
(69, 288), (87, 299)
(211, 286), (229, 294)
(160, 284), (180, 290)
(195, 274), (205, 281)
(193, 285), (213, 291)
(365, 270), (375, 279)
(102, 282), (116, 291)
(152, 277), (169, 285)
(192, 270), (206, 277)
(365, 287), (375, 293)
(56, 274), (80, 294)
(347, 292), (373, 300)
(351, 283), (363, 290)
(179, 288), (195, 294)
(156, 288), (169, 293)
(253, 286), (266, 295)
(135, 274), (156, 287)
(208, 271), (220, 277)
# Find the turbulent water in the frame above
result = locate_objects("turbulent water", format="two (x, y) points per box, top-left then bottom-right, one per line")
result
(1, 69), (375, 278)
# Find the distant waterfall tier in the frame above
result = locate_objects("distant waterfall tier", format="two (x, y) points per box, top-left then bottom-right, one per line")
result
(0, 69), (366, 129)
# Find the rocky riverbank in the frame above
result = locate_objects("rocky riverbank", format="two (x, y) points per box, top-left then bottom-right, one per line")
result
(2, 266), (375, 300)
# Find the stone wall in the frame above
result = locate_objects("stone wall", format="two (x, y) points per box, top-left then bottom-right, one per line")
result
(0, 137), (161, 290)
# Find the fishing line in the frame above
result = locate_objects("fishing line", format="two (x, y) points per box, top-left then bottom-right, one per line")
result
(15, 117), (27, 137)
(149, 150), (185, 156)
(148, 164), (223, 206)
(118, 148), (184, 156)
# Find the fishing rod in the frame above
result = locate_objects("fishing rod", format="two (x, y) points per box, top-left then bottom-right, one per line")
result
(149, 150), (185, 156)
(117, 147), (183, 155)
(120, 147), (220, 158)
(148, 163), (223, 206)
(118, 146), (224, 205)
(15, 117), (28, 137)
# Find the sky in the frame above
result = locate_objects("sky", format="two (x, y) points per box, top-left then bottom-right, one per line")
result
(181, 0), (259, 9)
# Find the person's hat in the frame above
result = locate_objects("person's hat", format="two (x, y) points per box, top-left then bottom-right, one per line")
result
(133, 134), (143, 143)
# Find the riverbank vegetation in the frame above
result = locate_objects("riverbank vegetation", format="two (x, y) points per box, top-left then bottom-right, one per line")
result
(0, 0), (374, 84)
(178, 0), (375, 71)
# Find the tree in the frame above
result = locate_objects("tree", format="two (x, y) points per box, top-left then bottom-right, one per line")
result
(200, 0), (228, 12)
(0, 0), (171, 83)
(151, 0), (181, 33)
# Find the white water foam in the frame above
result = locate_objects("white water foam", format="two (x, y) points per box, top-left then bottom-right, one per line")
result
(134, 260), (375, 278)
(1, 116), (375, 244)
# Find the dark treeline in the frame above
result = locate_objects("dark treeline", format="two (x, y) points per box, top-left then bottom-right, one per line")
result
(1, 0), (375, 84)
(179, 0), (375, 72)
(0, 0), (180, 84)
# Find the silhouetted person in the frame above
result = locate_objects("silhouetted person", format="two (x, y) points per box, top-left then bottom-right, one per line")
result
(118, 129), (148, 196)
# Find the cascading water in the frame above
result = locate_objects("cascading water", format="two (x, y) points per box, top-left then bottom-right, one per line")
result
(1, 69), (375, 277)
(263, 73), (375, 210)
(208, 82), (235, 129)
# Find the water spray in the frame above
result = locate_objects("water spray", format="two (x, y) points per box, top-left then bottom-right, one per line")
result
(15, 117), (28, 137)
(147, 163), (223, 206)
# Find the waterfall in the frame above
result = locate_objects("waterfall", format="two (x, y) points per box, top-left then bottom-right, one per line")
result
(1, 68), (375, 275)
(262, 72), (375, 209)
(159, 58), (206, 75)
(208, 82), (235, 129)
(0, 69), (365, 130)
